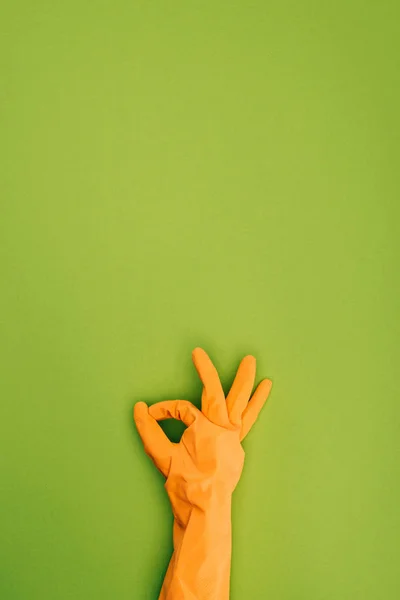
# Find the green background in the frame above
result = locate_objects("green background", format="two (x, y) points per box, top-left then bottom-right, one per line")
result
(1, 1), (399, 598)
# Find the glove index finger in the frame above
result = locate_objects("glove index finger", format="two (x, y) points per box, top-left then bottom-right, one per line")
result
(149, 400), (201, 428)
(134, 401), (173, 476)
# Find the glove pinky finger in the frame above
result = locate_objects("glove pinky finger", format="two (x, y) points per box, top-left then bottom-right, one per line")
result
(240, 379), (272, 441)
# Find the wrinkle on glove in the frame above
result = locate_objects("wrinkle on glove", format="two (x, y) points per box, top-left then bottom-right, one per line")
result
(134, 348), (272, 600)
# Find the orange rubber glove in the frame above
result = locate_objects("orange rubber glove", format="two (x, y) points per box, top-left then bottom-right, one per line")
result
(134, 348), (272, 600)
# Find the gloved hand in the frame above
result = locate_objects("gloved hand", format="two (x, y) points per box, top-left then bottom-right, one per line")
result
(134, 348), (272, 600)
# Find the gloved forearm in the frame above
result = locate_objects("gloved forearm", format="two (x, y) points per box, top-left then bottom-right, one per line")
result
(134, 348), (272, 600)
(160, 494), (232, 600)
